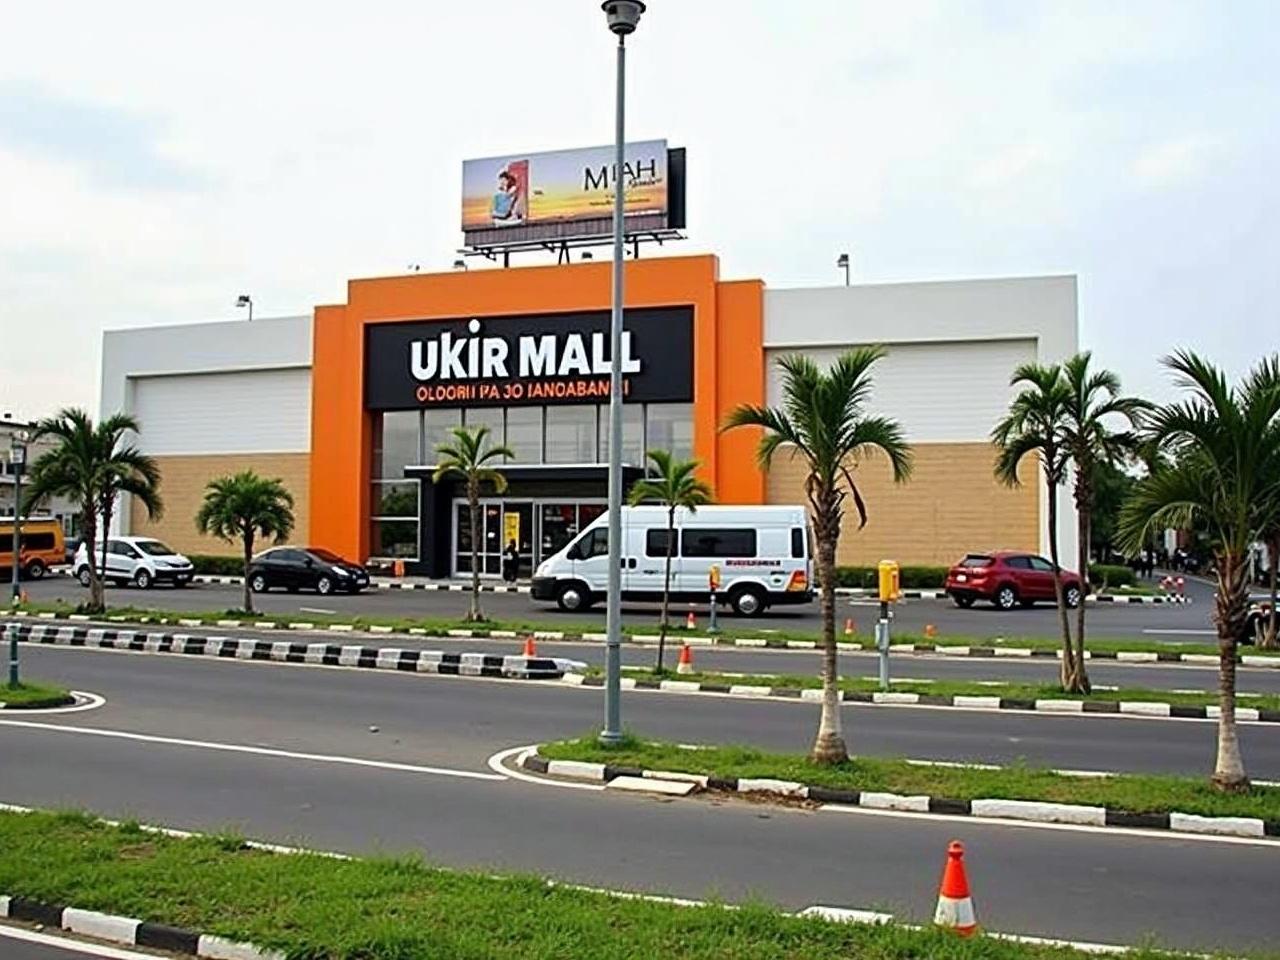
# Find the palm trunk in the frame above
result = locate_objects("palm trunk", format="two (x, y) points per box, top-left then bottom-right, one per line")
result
(1072, 476), (1092, 694)
(811, 500), (848, 765)
(242, 526), (254, 615)
(656, 507), (674, 673)
(1262, 536), (1278, 650)
(82, 501), (102, 612)
(98, 497), (113, 611)
(1046, 467), (1077, 688)
(1212, 552), (1249, 792)
(468, 479), (482, 622)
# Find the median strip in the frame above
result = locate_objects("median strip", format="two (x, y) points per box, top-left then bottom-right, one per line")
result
(0, 808), (1174, 959)
(527, 737), (1280, 841)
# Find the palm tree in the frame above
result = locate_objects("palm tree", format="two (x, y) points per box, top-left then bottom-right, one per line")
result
(195, 471), (295, 615)
(992, 363), (1080, 690)
(1118, 351), (1280, 793)
(25, 409), (162, 613)
(432, 425), (513, 622)
(1059, 353), (1150, 692)
(627, 449), (713, 672)
(725, 349), (911, 765)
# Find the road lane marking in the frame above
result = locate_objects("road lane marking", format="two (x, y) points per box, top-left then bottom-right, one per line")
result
(300, 607), (337, 614)
(1142, 629), (1216, 636)
(487, 745), (605, 790)
(0, 691), (105, 714)
(0, 719), (505, 782)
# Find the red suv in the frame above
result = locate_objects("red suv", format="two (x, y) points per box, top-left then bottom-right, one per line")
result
(945, 552), (1083, 611)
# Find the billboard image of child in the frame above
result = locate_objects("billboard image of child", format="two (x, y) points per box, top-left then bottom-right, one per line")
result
(490, 159), (528, 226)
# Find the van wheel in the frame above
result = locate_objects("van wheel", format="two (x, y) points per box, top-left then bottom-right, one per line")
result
(994, 584), (1018, 611)
(24, 559), (47, 580)
(133, 569), (153, 590)
(76, 567), (92, 587)
(556, 582), (591, 612)
(729, 586), (766, 617)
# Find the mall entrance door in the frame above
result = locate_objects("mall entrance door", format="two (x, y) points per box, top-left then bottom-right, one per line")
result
(452, 499), (604, 578)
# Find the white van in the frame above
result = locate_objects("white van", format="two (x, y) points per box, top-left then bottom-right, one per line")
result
(530, 505), (813, 617)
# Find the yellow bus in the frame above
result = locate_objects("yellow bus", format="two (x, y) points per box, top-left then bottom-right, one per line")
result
(0, 516), (65, 581)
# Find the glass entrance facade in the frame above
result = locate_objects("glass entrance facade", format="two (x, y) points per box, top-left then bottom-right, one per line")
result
(452, 497), (605, 578)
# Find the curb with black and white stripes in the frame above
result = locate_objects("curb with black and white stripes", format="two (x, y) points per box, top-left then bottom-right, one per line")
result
(560, 672), (1280, 723)
(7, 622), (583, 680)
(0, 894), (282, 960)
(11, 608), (1272, 669)
(49, 567), (1191, 602)
(518, 750), (1280, 841)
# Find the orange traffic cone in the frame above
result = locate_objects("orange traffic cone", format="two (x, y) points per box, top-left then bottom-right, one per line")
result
(522, 636), (538, 658)
(685, 608), (697, 630)
(924, 624), (938, 639)
(676, 644), (695, 675)
(843, 617), (855, 637)
(934, 841), (977, 936)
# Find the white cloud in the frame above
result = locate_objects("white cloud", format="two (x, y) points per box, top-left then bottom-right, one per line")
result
(1132, 136), (1217, 188)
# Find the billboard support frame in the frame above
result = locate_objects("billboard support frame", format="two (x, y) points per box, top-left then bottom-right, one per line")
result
(458, 227), (685, 267)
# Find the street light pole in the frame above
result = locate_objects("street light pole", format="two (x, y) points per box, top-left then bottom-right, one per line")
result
(600, 0), (645, 746)
(9, 432), (26, 688)
(837, 253), (850, 287)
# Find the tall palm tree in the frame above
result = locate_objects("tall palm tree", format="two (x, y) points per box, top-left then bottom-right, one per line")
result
(992, 363), (1080, 690)
(195, 471), (295, 615)
(627, 449), (713, 672)
(1118, 351), (1280, 793)
(725, 348), (911, 765)
(1059, 353), (1150, 692)
(24, 409), (162, 613)
(432, 425), (513, 622)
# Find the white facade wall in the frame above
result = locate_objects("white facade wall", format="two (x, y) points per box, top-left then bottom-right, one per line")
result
(763, 276), (1079, 562)
(99, 314), (313, 533)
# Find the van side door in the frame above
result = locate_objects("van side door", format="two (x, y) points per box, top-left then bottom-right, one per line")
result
(633, 521), (679, 599)
(570, 526), (614, 592)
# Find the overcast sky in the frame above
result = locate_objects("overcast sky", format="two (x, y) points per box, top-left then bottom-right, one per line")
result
(1, 1), (1275, 423)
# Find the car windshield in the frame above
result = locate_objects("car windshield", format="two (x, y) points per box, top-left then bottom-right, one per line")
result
(308, 548), (344, 563)
(960, 555), (992, 568)
(134, 540), (177, 557)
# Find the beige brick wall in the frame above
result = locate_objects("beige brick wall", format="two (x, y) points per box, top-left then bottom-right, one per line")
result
(128, 453), (311, 557)
(764, 442), (1038, 566)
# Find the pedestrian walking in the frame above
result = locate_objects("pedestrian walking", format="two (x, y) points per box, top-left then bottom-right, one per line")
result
(502, 538), (520, 583)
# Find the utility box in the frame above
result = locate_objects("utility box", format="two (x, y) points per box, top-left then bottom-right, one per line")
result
(878, 559), (900, 603)
(709, 564), (721, 591)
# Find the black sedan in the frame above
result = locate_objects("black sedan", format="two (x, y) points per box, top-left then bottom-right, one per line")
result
(247, 547), (370, 595)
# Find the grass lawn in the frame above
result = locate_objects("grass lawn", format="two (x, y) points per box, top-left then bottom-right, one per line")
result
(610, 666), (1280, 713)
(0, 808), (1194, 959)
(14, 598), (1275, 661)
(0, 680), (73, 708)
(541, 736), (1280, 822)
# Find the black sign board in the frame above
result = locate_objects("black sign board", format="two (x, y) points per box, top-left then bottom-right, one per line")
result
(364, 306), (694, 411)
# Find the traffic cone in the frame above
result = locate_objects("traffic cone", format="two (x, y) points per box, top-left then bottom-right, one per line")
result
(685, 608), (697, 630)
(522, 636), (537, 658)
(843, 617), (855, 637)
(924, 623), (937, 639)
(934, 841), (977, 937)
(676, 644), (695, 675)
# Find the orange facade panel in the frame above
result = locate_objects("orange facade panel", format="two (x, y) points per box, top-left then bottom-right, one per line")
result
(307, 255), (766, 560)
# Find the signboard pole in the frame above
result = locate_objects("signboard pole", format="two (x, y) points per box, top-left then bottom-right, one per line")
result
(601, 24), (631, 747)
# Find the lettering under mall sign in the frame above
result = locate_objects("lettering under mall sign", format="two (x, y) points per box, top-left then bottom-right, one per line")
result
(364, 306), (694, 410)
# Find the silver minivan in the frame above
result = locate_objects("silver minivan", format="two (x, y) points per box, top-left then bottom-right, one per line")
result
(74, 536), (195, 589)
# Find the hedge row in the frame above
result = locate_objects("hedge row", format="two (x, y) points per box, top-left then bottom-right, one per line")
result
(188, 555), (245, 575)
(832, 566), (949, 589)
(1088, 563), (1136, 587)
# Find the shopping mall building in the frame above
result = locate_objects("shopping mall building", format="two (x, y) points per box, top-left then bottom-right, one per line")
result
(100, 254), (1079, 577)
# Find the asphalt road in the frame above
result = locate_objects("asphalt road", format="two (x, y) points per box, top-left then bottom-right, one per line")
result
(24, 573), (1219, 643)
(2, 645), (1277, 952)
(0, 929), (168, 960)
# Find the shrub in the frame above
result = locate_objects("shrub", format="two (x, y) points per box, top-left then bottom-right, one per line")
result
(831, 566), (948, 589)
(188, 555), (245, 576)
(1089, 563), (1136, 588)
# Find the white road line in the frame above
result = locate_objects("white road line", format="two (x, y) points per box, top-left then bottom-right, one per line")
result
(0, 691), (105, 714)
(0, 719), (505, 782)
(1141, 629), (1216, 636)
(299, 607), (337, 615)
(819, 803), (1280, 848)
(487, 744), (606, 791)
(0, 923), (161, 959)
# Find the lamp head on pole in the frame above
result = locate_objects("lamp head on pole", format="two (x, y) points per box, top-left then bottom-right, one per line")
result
(602, 0), (645, 35)
(836, 253), (849, 269)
